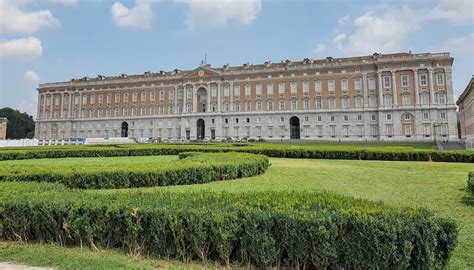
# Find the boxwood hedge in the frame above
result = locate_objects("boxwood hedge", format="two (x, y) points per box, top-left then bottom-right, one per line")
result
(0, 152), (269, 189)
(0, 182), (458, 269)
(0, 143), (472, 163)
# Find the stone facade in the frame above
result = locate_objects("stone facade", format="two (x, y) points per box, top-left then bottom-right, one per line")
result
(35, 52), (457, 141)
(0, 118), (7, 140)
(457, 76), (474, 149)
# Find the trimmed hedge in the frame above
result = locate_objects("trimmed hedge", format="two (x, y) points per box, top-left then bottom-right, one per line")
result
(0, 143), (473, 162)
(0, 183), (458, 269)
(469, 172), (474, 193)
(0, 152), (269, 189)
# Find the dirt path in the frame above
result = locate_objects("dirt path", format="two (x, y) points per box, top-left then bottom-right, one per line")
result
(0, 263), (54, 270)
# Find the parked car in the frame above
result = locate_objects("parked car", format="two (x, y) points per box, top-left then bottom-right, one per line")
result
(257, 137), (266, 142)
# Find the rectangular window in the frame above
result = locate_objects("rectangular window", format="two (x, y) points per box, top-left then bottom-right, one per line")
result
(256, 101), (262, 111)
(290, 81), (297, 95)
(354, 78), (362, 90)
(343, 115), (349, 122)
(159, 90), (164, 100)
(386, 124), (393, 136)
(405, 124), (412, 136)
(436, 74), (445, 85)
(279, 100), (285, 110)
(371, 114), (377, 121)
(329, 98), (336, 109)
(106, 94), (111, 104)
(317, 115), (322, 122)
(224, 85), (230, 97)
(132, 92), (137, 102)
(268, 100), (273, 111)
(256, 83), (262, 95)
(303, 99), (309, 110)
(368, 77), (376, 90)
(316, 99), (322, 109)
(357, 114), (362, 121)
(267, 83), (273, 96)
(245, 84), (251, 97)
(187, 88), (192, 98)
(141, 92), (146, 102)
(386, 113), (392, 121)
(402, 94), (410, 106)
(383, 76), (391, 88)
(419, 74), (427, 86)
(279, 82), (285, 94)
(341, 79), (348, 91)
(211, 85), (217, 97)
(124, 93), (129, 103)
(423, 112), (430, 120)
(234, 102), (240, 112)
(98, 95), (103, 104)
(115, 93), (120, 103)
(440, 112), (446, 119)
(234, 84), (240, 96)
(328, 80), (335, 92)
(303, 80), (309, 93)
(150, 91), (155, 101)
(384, 95), (393, 106)
(291, 100), (297, 110)
(342, 97), (349, 109)
(355, 96), (363, 108)
(401, 75), (409, 87)
(246, 101), (251, 111)
(330, 115), (335, 122)
(315, 80), (322, 93)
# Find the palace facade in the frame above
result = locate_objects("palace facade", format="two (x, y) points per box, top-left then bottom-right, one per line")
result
(35, 52), (457, 141)
(457, 76), (474, 149)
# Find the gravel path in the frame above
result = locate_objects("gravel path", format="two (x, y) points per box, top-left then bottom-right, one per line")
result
(0, 263), (54, 270)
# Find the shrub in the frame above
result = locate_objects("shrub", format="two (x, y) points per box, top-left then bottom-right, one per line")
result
(0, 144), (472, 163)
(0, 184), (458, 269)
(0, 152), (269, 189)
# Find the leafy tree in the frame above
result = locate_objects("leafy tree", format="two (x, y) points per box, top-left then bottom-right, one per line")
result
(0, 107), (35, 139)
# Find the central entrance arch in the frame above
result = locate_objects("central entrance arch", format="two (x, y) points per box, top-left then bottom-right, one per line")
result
(121, 122), (129, 137)
(197, 119), (205, 140)
(196, 87), (207, 112)
(290, 116), (300, 139)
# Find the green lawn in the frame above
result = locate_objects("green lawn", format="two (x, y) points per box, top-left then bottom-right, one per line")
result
(260, 140), (436, 149)
(1, 156), (473, 269)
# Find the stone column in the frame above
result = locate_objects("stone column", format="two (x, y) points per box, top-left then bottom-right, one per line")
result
(182, 86), (186, 114)
(68, 91), (73, 118)
(59, 92), (64, 118)
(174, 86), (178, 115)
(413, 69), (420, 105)
(391, 71), (398, 106)
(230, 83), (234, 111)
(377, 72), (383, 107)
(79, 92), (83, 118)
(49, 93), (54, 118)
(445, 68), (454, 105)
(192, 85), (197, 113)
(362, 73), (368, 108)
(217, 82), (221, 112)
(206, 84), (211, 113)
(36, 93), (42, 120)
(428, 68), (436, 105)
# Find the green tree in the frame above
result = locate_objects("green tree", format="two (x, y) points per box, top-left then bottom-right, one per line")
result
(0, 107), (35, 139)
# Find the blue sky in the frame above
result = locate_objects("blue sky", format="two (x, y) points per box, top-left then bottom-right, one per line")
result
(1, 0), (473, 117)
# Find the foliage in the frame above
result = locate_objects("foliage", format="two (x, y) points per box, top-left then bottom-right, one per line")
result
(0, 143), (473, 163)
(0, 152), (269, 189)
(0, 182), (458, 269)
(0, 107), (35, 139)
(468, 172), (474, 193)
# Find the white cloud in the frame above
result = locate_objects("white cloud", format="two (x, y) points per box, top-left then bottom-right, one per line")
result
(0, 37), (43, 60)
(441, 32), (474, 54)
(313, 43), (326, 54)
(430, 0), (474, 24)
(0, 0), (60, 34)
(337, 15), (349, 25)
(333, 1), (474, 56)
(177, 0), (262, 30)
(332, 33), (347, 50)
(111, 0), (153, 29)
(24, 70), (40, 83)
(51, 0), (78, 7)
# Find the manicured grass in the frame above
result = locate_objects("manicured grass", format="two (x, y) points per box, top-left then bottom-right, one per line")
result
(1, 156), (472, 269)
(260, 140), (436, 149)
(0, 241), (218, 270)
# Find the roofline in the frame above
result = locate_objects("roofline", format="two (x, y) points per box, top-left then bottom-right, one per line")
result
(37, 51), (453, 89)
(456, 75), (474, 105)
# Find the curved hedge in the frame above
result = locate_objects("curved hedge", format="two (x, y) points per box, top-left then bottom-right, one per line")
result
(0, 144), (472, 162)
(0, 152), (269, 189)
(0, 183), (458, 269)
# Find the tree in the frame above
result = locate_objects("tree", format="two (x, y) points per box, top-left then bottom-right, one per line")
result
(0, 108), (35, 139)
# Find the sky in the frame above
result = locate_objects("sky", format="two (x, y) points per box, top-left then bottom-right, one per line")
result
(0, 0), (473, 117)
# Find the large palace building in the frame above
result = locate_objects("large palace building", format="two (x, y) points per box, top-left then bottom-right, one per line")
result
(35, 52), (457, 141)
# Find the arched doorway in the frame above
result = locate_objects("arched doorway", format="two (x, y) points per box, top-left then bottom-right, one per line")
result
(196, 87), (207, 112)
(290, 116), (300, 139)
(121, 122), (129, 137)
(197, 119), (205, 140)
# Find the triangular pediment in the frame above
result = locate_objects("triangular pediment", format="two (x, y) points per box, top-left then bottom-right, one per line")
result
(181, 65), (220, 79)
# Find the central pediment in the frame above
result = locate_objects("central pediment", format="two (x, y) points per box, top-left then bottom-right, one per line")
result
(181, 65), (220, 79)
